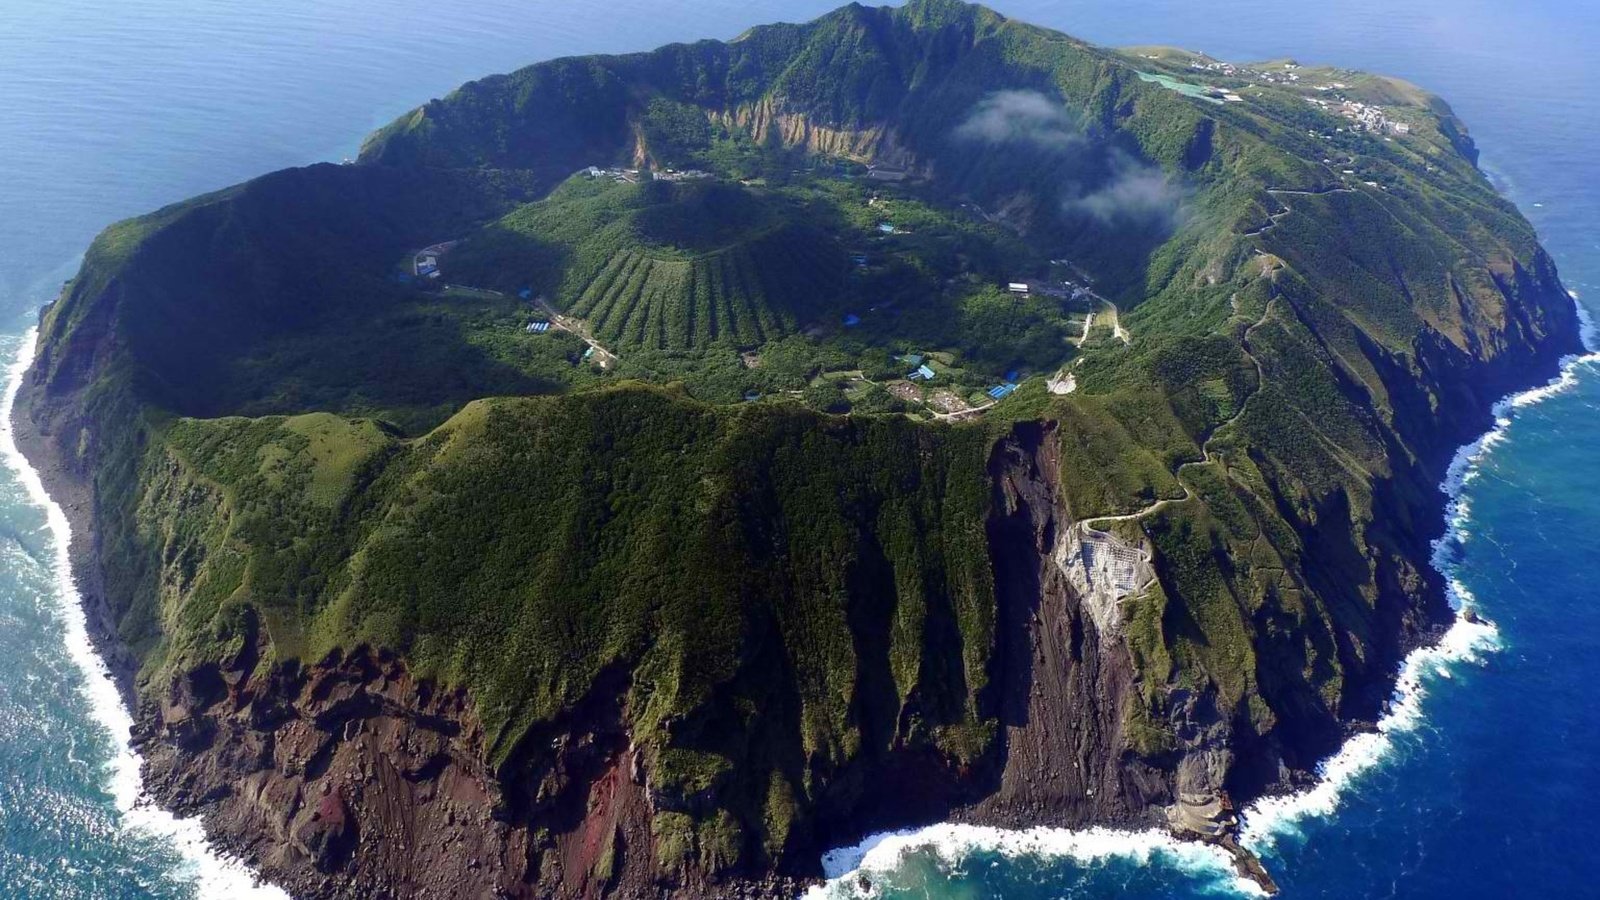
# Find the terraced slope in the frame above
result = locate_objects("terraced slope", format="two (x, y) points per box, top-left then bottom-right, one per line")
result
(567, 223), (841, 349)
(446, 178), (848, 350)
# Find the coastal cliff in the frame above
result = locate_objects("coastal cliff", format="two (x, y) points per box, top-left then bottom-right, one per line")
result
(12, 1), (1584, 897)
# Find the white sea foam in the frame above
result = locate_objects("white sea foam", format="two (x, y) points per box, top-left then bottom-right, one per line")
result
(806, 296), (1599, 897)
(797, 596), (1499, 897)
(1236, 615), (1500, 850)
(1237, 293), (1600, 851)
(802, 822), (1255, 899)
(0, 328), (289, 899)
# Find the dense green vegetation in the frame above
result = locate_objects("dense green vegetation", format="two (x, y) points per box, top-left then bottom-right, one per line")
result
(136, 386), (997, 868)
(448, 178), (850, 351)
(30, 0), (1578, 879)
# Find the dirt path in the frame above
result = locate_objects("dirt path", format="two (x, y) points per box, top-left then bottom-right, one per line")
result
(931, 401), (996, 421)
(535, 297), (620, 369)
(1072, 297), (1131, 347)
(1103, 300), (1130, 344)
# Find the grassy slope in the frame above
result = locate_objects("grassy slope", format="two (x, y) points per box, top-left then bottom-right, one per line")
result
(134, 385), (997, 868)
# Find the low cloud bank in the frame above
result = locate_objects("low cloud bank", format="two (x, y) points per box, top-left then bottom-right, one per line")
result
(954, 89), (1085, 150)
(1065, 151), (1186, 227)
(955, 90), (1186, 229)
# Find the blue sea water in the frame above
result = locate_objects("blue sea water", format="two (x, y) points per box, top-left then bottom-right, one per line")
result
(0, 1), (1596, 897)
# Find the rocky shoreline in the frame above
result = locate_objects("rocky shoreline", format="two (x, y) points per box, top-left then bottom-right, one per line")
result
(10, 343), (141, 708)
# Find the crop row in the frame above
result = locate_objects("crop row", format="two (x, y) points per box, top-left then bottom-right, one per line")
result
(562, 226), (845, 351)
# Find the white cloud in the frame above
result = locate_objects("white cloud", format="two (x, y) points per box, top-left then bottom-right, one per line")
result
(1065, 152), (1186, 226)
(954, 90), (1084, 150)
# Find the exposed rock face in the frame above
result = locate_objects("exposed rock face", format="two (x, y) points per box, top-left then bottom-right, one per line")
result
(963, 422), (1168, 828)
(137, 636), (534, 900)
(1054, 522), (1153, 638)
(132, 633), (838, 900)
(715, 98), (917, 167)
(136, 637), (678, 899)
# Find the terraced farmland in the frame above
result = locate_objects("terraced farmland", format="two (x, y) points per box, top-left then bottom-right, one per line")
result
(447, 178), (849, 351)
(562, 223), (844, 350)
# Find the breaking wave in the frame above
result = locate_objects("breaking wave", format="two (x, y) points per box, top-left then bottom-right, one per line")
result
(803, 823), (1253, 899)
(0, 328), (289, 900)
(805, 299), (1599, 897)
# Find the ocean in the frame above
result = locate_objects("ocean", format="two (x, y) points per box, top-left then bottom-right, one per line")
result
(0, 1), (1595, 897)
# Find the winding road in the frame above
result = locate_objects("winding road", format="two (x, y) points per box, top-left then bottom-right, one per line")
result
(1082, 182), (1360, 527)
(1081, 297), (1278, 531)
(1244, 184), (1356, 237)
